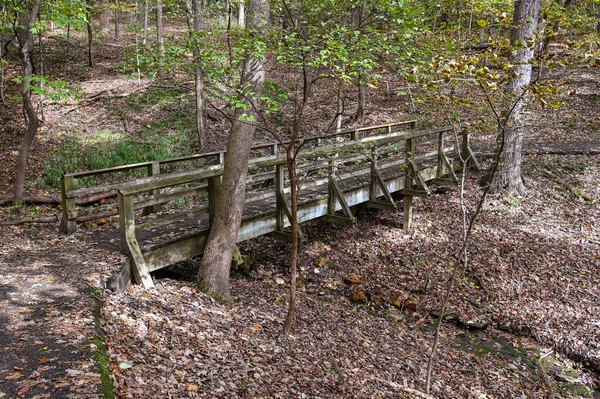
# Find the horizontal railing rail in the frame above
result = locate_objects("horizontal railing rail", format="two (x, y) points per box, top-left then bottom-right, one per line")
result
(60, 120), (417, 234)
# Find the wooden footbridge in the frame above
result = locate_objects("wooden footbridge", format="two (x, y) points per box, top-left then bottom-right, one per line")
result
(60, 121), (480, 290)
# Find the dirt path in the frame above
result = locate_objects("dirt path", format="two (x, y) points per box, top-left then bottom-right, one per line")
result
(0, 224), (123, 398)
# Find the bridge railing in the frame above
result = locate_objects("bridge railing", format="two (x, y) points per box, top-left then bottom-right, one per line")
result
(60, 121), (416, 234)
(115, 124), (479, 289)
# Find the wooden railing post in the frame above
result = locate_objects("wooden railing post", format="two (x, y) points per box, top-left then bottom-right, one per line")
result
(437, 131), (446, 177)
(142, 161), (161, 215)
(403, 137), (415, 230)
(208, 152), (224, 226)
(118, 190), (154, 289)
(351, 129), (359, 141)
(60, 175), (76, 234)
(118, 191), (128, 254)
(461, 128), (481, 171)
(369, 148), (378, 201)
(327, 157), (336, 215)
(275, 163), (285, 232)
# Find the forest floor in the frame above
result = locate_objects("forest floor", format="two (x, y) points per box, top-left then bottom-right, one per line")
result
(1, 30), (600, 398)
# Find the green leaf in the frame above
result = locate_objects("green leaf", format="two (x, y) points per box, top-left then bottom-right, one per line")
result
(119, 362), (133, 369)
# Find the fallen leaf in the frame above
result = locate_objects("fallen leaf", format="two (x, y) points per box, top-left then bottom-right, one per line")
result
(119, 362), (133, 369)
(38, 357), (49, 364)
(187, 384), (199, 391)
(17, 386), (28, 396)
(4, 372), (23, 380)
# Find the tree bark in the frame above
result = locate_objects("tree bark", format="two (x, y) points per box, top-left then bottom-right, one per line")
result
(114, 0), (120, 40)
(156, 0), (164, 78)
(335, 79), (343, 132)
(142, 0), (148, 46)
(356, 76), (365, 124)
(13, 0), (41, 203)
(193, 0), (206, 149)
(86, 0), (95, 67)
(238, 0), (245, 27)
(282, 66), (310, 336)
(100, 0), (110, 33)
(0, 28), (4, 104)
(493, 0), (540, 196)
(197, 0), (269, 301)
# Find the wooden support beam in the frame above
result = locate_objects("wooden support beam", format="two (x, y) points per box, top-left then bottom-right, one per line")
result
(400, 189), (429, 197)
(60, 176), (76, 234)
(270, 164), (306, 243)
(403, 137), (416, 230)
(142, 161), (161, 215)
(325, 172), (356, 225)
(119, 193), (154, 289)
(403, 195), (413, 230)
(409, 160), (432, 196)
(461, 129), (481, 171)
(208, 152), (224, 226)
(437, 132), (458, 183)
(367, 151), (396, 210)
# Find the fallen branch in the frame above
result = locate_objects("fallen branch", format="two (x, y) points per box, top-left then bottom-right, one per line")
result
(76, 190), (117, 205)
(540, 168), (595, 203)
(371, 377), (437, 399)
(0, 195), (60, 205)
(0, 191), (116, 206)
(65, 84), (152, 114)
(0, 215), (59, 225)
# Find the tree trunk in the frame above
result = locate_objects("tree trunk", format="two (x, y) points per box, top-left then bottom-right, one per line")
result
(356, 77), (365, 124)
(86, 0), (95, 67)
(66, 23), (71, 57)
(142, 0), (148, 46)
(13, 0), (41, 203)
(193, 0), (206, 149)
(238, 0), (245, 27)
(185, 0), (194, 31)
(282, 66), (310, 336)
(100, 0), (110, 33)
(37, 18), (45, 122)
(197, 0), (269, 301)
(335, 79), (343, 132)
(156, 0), (164, 78)
(282, 157), (298, 335)
(114, 0), (120, 40)
(493, 0), (540, 196)
(0, 28), (4, 104)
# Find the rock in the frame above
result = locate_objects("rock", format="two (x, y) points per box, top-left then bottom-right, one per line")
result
(384, 309), (404, 322)
(351, 286), (367, 303)
(463, 319), (489, 330)
(555, 373), (578, 384)
(296, 278), (306, 292)
(313, 257), (327, 267)
(344, 274), (362, 285)
(403, 296), (418, 312)
(388, 292), (403, 308)
(431, 309), (456, 321)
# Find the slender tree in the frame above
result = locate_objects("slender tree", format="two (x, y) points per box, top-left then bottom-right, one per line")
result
(492, 0), (541, 195)
(156, 0), (164, 78)
(193, 0), (206, 148)
(197, 0), (269, 301)
(12, 0), (41, 203)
